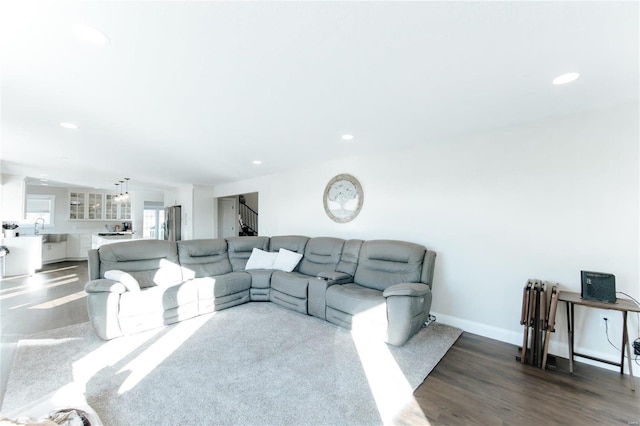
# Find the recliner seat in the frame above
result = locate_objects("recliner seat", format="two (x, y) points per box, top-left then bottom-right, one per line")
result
(325, 240), (436, 346)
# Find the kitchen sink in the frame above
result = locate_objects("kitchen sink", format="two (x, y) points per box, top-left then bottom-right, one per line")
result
(40, 234), (67, 243)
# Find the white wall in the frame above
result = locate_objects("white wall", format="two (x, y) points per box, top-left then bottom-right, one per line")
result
(214, 103), (639, 372)
(165, 184), (215, 240)
(193, 185), (215, 239)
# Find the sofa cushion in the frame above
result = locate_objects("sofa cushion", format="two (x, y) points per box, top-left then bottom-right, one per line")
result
(271, 271), (310, 299)
(118, 280), (199, 317)
(269, 236), (309, 255)
(177, 239), (233, 278)
(247, 269), (273, 289)
(226, 236), (270, 271)
(194, 272), (252, 299)
(272, 248), (303, 272)
(336, 239), (364, 276)
(98, 240), (183, 288)
(354, 240), (425, 291)
(326, 283), (385, 315)
(99, 239), (178, 263)
(245, 248), (278, 270)
(298, 237), (345, 276)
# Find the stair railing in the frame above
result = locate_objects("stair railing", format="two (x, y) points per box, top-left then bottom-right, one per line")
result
(238, 202), (258, 236)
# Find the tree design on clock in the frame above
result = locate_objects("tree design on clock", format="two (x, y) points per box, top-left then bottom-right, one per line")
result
(323, 174), (364, 223)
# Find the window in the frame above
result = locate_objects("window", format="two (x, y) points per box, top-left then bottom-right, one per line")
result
(143, 202), (165, 240)
(25, 194), (56, 225)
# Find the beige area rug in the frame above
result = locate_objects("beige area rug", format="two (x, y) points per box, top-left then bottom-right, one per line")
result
(2, 302), (462, 425)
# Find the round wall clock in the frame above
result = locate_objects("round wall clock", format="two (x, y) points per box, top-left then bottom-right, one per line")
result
(323, 173), (364, 223)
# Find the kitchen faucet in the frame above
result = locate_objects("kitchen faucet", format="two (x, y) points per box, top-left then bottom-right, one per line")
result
(34, 217), (45, 235)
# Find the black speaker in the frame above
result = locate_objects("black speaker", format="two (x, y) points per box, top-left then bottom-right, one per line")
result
(581, 271), (616, 303)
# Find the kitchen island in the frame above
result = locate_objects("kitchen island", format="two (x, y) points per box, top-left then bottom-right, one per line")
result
(0, 235), (42, 277)
(91, 232), (138, 249)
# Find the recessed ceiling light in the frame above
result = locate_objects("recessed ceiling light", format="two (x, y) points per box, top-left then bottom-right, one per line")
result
(60, 122), (78, 129)
(342, 134), (354, 141)
(553, 72), (580, 85)
(253, 160), (262, 165)
(73, 24), (110, 46)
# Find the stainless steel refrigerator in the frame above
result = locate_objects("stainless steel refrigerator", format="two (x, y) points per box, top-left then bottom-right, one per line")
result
(164, 205), (182, 241)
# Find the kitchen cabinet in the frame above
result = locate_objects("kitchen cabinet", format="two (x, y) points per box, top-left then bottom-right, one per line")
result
(65, 233), (92, 260)
(88, 193), (104, 220)
(70, 191), (105, 220)
(69, 191), (115, 220)
(69, 192), (86, 219)
(105, 194), (131, 220)
(79, 234), (92, 259)
(42, 241), (67, 264)
(0, 175), (25, 221)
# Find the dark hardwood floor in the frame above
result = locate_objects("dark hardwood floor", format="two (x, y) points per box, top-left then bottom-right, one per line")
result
(415, 333), (639, 425)
(1, 261), (639, 424)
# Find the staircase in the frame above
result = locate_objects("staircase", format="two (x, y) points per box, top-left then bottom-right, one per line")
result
(238, 199), (258, 236)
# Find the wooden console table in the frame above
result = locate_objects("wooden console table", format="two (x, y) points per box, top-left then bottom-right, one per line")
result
(558, 291), (639, 390)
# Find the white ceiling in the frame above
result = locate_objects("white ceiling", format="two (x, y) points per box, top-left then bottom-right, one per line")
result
(1, 1), (638, 192)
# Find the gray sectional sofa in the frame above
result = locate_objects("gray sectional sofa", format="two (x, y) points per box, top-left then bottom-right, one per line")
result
(85, 235), (436, 346)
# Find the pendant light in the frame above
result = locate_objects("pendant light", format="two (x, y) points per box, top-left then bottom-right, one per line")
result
(123, 178), (130, 201)
(117, 180), (124, 202)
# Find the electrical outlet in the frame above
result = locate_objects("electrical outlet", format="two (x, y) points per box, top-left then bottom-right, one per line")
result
(599, 314), (608, 329)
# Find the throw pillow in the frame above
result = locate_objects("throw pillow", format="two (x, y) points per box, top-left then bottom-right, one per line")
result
(104, 270), (141, 292)
(272, 248), (303, 272)
(245, 248), (279, 270)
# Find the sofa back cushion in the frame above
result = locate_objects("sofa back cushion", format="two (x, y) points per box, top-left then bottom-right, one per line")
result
(421, 250), (437, 288)
(269, 236), (309, 272)
(269, 235), (309, 254)
(298, 237), (345, 276)
(177, 239), (233, 278)
(354, 240), (426, 291)
(98, 240), (183, 289)
(336, 239), (364, 276)
(226, 236), (270, 271)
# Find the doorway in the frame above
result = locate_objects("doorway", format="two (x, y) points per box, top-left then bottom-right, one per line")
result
(143, 201), (165, 240)
(217, 192), (258, 237)
(219, 198), (236, 239)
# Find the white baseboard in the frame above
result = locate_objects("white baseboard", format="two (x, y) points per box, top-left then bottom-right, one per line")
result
(432, 311), (640, 378)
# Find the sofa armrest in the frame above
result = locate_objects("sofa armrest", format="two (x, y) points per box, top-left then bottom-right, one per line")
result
(317, 271), (353, 285)
(85, 279), (127, 294)
(384, 282), (433, 346)
(383, 282), (431, 298)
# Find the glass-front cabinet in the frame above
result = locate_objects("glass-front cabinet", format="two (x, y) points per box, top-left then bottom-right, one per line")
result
(69, 192), (86, 219)
(88, 193), (104, 220)
(105, 194), (118, 220)
(69, 191), (131, 220)
(121, 200), (131, 220)
(105, 195), (131, 220)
